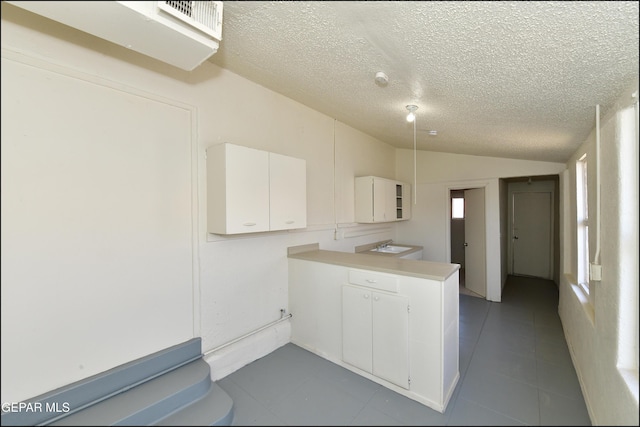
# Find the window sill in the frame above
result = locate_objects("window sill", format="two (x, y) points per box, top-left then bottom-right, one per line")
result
(618, 367), (639, 407)
(568, 275), (595, 326)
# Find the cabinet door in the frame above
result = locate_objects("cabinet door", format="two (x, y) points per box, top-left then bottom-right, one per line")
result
(342, 285), (373, 373)
(342, 285), (410, 389)
(372, 177), (397, 222)
(384, 179), (398, 221)
(207, 143), (269, 234)
(354, 177), (374, 223)
(372, 177), (387, 222)
(269, 152), (307, 231)
(372, 292), (409, 389)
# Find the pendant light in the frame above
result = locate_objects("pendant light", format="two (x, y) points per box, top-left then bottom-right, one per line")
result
(406, 105), (418, 204)
(406, 104), (417, 122)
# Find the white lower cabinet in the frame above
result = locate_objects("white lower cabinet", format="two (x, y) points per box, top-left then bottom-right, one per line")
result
(342, 284), (409, 389)
(288, 257), (459, 413)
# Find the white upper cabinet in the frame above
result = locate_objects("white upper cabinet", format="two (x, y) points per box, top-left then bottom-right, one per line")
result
(269, 152), (307, 231)
(207, 143), (306, 235)
(373, 177), (397, 222)
(355, 176), (411, 223)
(207, 143), (270, 234)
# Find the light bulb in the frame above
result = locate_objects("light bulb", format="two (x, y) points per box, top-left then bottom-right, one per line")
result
(405, 105), (418, 122)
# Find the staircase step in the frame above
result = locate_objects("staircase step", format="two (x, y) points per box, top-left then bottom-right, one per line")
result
(1, 338), (202, 427)
(152, 382), (234, 426)
(49, 359), (211, 426)
(0, 338), (234, 426)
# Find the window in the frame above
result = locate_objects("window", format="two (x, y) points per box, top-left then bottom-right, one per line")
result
(632, 97), (639, 378)
(576, 154), (589, 294)
(452, 197), (464, 219)
(617, 97), (639, 385)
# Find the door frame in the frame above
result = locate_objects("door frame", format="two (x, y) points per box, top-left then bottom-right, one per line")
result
(445, 181), (490, 301)
(507, 180), (556, 279)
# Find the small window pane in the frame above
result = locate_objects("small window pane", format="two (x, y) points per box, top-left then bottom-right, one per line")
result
(577, 154), (590, 291)
(452, 198), (464, 219)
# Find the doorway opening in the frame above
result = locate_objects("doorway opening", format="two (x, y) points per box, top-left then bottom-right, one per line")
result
(505, 176), (560, 283)
(449, 188), (486, 299)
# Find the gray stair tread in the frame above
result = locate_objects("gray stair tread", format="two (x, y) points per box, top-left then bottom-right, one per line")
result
(50, 359), (211, 426)
(153, 382), (234, 426)
(1, 339), (203, 427)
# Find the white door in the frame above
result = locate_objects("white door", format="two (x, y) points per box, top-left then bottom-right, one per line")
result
(342, 285), (373, 373)
(269, 152), (307, 231)
(512, 192), (552, 279)
(217, 143), (270, 234)
(342, 285), (409, 389)
(373, 177), (388, 222)
(464, 188), (486, 298)
(373, 178), (396, 222)
(372, 291), (409, 389)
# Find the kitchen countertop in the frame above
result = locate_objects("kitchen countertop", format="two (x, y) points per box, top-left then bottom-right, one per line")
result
(288, 243), (460, 282)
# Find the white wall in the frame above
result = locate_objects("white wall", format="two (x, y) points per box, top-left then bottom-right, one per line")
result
(394, 151), (565, 301)
(0, 3), (398, 402)
(3, 5), (637, 424)
(559, 81), (639, 426)
(1, 54), (196, 403)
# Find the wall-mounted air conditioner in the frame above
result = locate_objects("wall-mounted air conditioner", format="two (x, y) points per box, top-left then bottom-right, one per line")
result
(5, 1), (223, 71)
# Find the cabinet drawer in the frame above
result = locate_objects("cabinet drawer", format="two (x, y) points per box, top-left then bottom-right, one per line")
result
(348, 269), (399, 293)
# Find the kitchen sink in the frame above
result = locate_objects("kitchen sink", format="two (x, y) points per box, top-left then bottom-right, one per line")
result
(369, 245), (412, 254)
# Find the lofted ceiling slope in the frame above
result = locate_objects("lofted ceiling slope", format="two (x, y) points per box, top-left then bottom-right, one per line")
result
(209, 1), (639, 163)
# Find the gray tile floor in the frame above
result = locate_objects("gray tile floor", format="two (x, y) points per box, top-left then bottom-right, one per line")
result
(217, 275), (591, 426)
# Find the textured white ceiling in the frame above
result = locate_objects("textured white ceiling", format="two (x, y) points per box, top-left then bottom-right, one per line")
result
(210, 1), (638, 163)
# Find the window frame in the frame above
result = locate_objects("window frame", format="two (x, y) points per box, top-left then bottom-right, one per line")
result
(576, 153), (590, 294)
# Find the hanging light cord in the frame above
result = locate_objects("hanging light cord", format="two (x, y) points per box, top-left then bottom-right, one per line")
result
(405, 104), (418, 205)
(413, 117), (417, 204)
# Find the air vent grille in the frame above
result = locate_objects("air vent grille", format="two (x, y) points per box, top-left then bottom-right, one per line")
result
(157, 1), (222, 40)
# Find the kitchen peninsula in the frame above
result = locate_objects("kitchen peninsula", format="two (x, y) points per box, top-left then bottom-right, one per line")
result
(287, 243), (460, 413)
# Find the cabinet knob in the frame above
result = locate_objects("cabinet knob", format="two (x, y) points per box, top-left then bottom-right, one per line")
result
(366, 279), (377, 283)
(364, 294), (369, 299)
(243, 222), (257, 226)
(374, 296), (379, 301)
(285, 220), (295, 224)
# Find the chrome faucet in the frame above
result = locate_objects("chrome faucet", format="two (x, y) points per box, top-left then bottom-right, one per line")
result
(377, 241), (391, 250)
